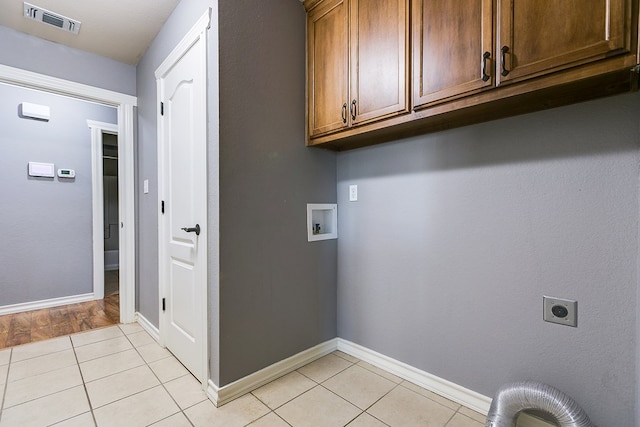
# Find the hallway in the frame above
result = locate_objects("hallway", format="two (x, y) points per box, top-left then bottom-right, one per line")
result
(0, 296), (119, 350)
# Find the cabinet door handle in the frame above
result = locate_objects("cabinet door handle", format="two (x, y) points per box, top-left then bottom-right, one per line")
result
(350, 99), (357, 121)
(481, 51), (491, 82)
(341, 103), (347, 124)
(501, 46), (510, 76)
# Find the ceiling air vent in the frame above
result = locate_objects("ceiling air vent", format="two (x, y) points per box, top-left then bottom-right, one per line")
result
(23, 2), (81, 35)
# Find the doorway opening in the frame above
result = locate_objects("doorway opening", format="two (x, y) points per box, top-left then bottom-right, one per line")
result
(0, 64), (137, 324)
(103, 132), (119, 298)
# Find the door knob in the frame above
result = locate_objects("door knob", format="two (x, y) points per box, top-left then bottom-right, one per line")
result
(181, 224), (200, 236)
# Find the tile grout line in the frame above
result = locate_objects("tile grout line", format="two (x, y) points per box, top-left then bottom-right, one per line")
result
(4, 325), (219, 427)
(248, 390), (296, 427)
(255, 362), (359, 427)
(442, 409), (458, 427)
(329, 353), (398, 426)
(72, 327), (168, 424)
(242, 410), (293, 427)
(0, 348), (13, 424)
(69, 335), (99, 427)
(2, 329), (483, 427)
(123, 325), (196, 427)
(320, 379), (399, 426)
(8, 329), (126, 425)
(315, 355), (397, 426)
(250, 368), (324, 413)
(281, 356), (366, 427)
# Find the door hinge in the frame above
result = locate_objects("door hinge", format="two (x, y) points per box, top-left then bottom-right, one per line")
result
(162, 298), (166, 311)
(161, 200), (165, 214)
(160, 102), (164, 116)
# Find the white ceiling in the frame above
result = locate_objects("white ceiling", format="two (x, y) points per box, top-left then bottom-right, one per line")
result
(0, 0), (181, 65)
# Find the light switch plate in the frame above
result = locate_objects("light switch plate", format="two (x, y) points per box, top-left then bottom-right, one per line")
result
(543, 296), (577, 327)
(349, 184), (358, 201)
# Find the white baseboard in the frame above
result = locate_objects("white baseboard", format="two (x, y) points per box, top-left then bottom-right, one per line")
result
(0, 293), (95, 316)
(135, 312), (160, 342)
(201, 336), (551, 427)
(336, 339), (554, 427)
(207, 338), (339, 407)
(337, 338), (492, 414)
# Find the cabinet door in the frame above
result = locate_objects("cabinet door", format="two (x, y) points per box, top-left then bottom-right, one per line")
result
(412, 0), (493, 109)
(498, 0), (631, 84)
(349, 0), (409, 125)
(308, 0), (349, 137)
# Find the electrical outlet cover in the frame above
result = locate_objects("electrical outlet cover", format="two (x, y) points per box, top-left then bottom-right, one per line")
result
(543, 296), (577, 327)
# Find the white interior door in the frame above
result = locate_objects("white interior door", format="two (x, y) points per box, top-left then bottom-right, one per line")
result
(157, 14), (209, 382)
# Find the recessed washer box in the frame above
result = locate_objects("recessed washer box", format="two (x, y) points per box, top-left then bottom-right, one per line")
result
(307, 203), (337, 242)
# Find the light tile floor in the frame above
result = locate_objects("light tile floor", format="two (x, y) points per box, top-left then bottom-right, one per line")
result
(0, 325), (486, 427)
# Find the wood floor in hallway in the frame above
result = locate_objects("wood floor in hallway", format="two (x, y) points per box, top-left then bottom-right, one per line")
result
(0, 294), (119, 350)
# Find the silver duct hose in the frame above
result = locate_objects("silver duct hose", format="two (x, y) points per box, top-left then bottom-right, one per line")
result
(486, 381), (595, 427)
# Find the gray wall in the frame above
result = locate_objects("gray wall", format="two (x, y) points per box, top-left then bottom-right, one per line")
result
(217, 0), (337, 386)
(0, 83), (117, 306)
(0, 26), (136, 96)
(336, 92), (640, 426)
(136, 0), (337, 387)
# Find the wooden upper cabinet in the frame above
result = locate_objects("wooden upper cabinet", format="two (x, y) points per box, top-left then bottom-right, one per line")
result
(307, 0), (409, 138)
(308, 0), (349, 137)
(497, 0), (632, 84)
(350, 0), (409, 125)
(305, 0), (639, 149)
(412, 0), (493, 109)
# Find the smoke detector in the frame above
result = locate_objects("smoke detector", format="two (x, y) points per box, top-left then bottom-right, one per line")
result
(23, 2), (81, 35)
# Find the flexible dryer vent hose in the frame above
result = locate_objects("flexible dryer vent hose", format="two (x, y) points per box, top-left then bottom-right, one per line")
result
(486, 381), (595, 427)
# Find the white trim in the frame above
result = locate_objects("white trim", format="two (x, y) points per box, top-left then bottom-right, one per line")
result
(135, 312), (161, 342)
(154, 9), (212, 79)
(337, 338), (492, 414)
(0, 64), (137, 325)
(117, 104), (136, 324)
(207, 338), (338, 407)
(207, 380), (220, 407)
(88, 120), (118, 302)
(0, 64), (137, 107)
(202, 337), (553, 426)
(156, 8), (211, 387)
(0, 293), (94, 316)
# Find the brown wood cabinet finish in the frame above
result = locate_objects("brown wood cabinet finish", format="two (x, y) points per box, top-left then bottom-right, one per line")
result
(307, 0), (349, 136)
(350, 0), (409, 125)
(305, 0), (639, 150)
(306, 0), (409, 138)
(412, 0), (493, 109)
(497, 0), (632, 84)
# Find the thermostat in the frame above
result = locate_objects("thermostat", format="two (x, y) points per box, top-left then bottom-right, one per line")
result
(57, 168), (75, 178)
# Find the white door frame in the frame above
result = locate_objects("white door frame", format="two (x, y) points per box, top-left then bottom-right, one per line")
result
(88, 120), (118, 300)
(156, 8), (211, 387)
(0, 64), (138, 324)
